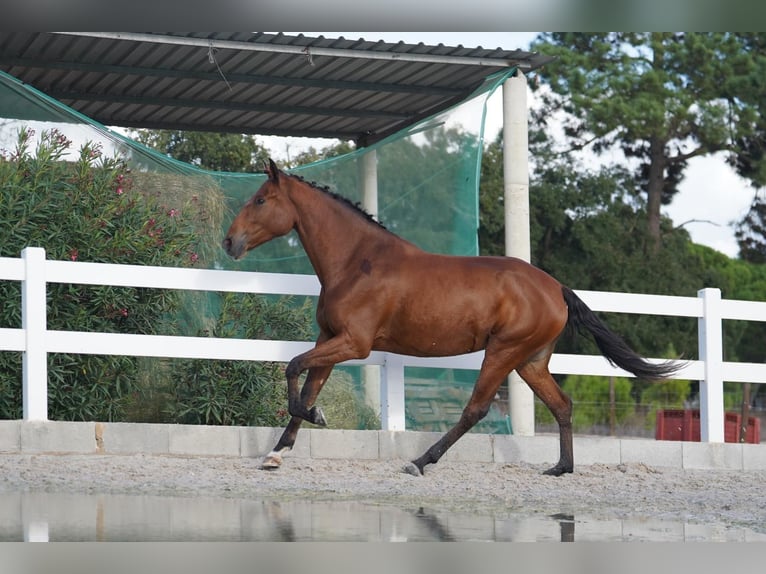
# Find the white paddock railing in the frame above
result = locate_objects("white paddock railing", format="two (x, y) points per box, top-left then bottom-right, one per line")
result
(2, 246), (766, 440)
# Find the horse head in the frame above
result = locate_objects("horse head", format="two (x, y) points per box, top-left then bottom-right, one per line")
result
(223, 158), (299, 260)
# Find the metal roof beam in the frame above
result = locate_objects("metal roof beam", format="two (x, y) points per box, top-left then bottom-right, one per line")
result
(54, 32), (534, 69)
(52, 91), (413, 121)
(0, 56), (465, 97)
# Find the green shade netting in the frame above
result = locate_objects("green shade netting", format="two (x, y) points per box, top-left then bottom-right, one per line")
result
(0, 68), (515, 433)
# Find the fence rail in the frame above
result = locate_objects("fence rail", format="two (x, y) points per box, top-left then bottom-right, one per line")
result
(2, 247), (765, 440)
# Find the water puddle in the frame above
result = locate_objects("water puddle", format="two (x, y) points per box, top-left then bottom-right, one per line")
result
(1, 492), (763, 542)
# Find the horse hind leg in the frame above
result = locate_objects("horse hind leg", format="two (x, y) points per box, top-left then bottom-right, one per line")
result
(516, 353), (574, 476)
(404, 352), (515, 477)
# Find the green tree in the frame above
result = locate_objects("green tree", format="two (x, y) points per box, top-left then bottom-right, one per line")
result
(531, 32), (766, 250)
(711, 34), (766, 264)
(288, 141), (356, 168)
(725, 33), (766, 188)
(735, 189), (766, 263)
(130, 129), (271, 173)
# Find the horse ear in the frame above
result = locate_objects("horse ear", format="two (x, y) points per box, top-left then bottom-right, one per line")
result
(264, 158), (280, 182)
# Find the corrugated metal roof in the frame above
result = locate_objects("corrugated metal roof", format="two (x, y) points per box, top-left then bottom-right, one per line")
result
(0, 32), (553, 145)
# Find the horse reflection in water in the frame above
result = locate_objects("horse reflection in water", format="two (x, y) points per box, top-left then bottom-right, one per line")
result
(258, 501), (577, 542)
(223, 159), (681, 477)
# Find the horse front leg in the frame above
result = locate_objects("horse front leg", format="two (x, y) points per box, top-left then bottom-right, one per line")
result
(285, 356), (330, 426)
(284, 332), (368, 425)
(262, 332), (369, 470)
(262, 364), (334, 469)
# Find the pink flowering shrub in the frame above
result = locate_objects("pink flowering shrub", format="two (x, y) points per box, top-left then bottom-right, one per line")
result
(0, 127), (205, 420)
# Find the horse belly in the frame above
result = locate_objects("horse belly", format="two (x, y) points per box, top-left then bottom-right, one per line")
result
(373, 333), (483, 357)
(375, 297), (491, 357)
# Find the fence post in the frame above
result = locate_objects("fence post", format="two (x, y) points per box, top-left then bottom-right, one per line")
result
(380, 353), (406, 431)
(698, 287), (724, 442)
(22, 247), (48, 421)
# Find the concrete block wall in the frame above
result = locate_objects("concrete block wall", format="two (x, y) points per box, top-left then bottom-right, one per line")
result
(0, 420), (764, 470)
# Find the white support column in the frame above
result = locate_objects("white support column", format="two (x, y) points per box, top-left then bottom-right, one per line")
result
(22, 247), (48, 421)
(360, 150), (382, 417)
(504, 70), (535, 436)
(381, 353), (406, 431)
(698, 287), (725, 442)
(361, 149), (379, 220)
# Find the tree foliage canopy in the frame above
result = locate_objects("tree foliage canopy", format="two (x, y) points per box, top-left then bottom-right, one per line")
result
(130, 129), (271, 173)
(530, 32), (766, 249)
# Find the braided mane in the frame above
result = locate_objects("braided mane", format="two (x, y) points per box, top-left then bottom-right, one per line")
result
(289, 173), (387, 230)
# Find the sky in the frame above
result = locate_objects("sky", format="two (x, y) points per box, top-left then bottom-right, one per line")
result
(260, 32), (756, 258)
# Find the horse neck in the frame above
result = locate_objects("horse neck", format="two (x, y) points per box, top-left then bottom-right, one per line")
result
(287, 180), (395, 285)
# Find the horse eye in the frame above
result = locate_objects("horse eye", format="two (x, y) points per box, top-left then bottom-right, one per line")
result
(255, 197), (265, 205)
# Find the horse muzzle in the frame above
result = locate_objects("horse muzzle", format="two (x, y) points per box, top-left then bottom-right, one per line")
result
(222, 235), (246, 260)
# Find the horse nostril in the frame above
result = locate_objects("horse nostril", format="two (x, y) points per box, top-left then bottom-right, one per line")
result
(222, 237), (232, 252)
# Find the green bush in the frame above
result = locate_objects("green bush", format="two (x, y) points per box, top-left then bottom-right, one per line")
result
(169, 293), (315, 427)
(0, 127), (208, 420)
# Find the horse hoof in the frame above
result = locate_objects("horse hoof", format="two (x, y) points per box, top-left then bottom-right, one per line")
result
(310, 406), (327, 426)
(402, 462), (422, 477)
(261, 452), (283, 470)
(542, 464), (573, 477)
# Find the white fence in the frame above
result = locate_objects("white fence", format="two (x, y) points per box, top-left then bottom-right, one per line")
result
(2, 246), (766, 440)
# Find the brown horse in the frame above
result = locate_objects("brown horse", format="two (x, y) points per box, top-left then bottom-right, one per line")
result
(223, 159), (680, 476)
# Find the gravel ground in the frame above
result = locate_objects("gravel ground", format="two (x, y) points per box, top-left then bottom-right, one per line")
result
(1, 452), (765, 534)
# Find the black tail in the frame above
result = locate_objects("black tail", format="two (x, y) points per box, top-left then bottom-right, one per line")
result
(562, 286), (681, 381)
